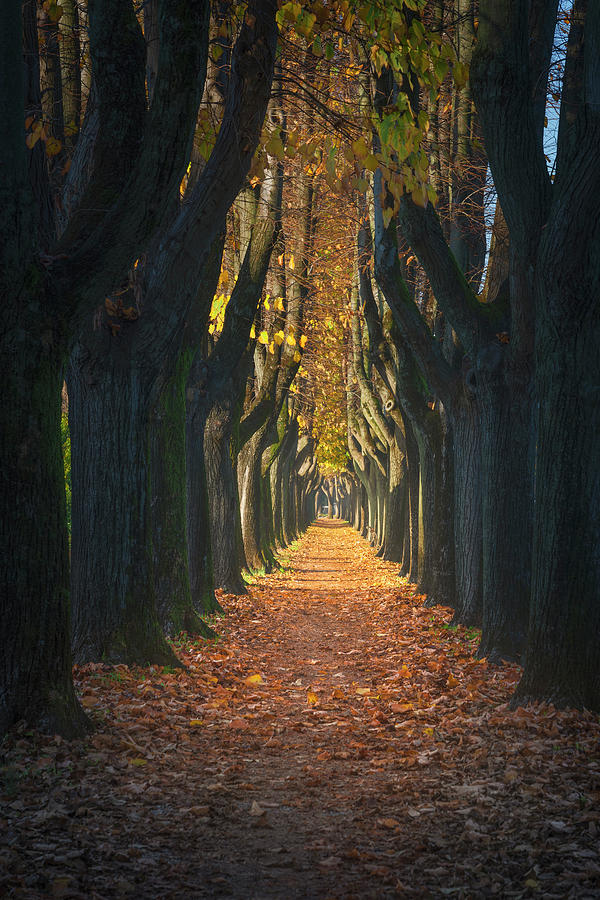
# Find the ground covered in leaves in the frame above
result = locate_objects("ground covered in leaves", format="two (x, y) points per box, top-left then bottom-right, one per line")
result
(2, 522), (600, 899)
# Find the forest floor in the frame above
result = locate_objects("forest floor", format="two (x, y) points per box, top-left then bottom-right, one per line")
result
(1, 522), (600, 899)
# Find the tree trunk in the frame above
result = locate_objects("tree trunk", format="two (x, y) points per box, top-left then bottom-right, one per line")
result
(450, 393), (483, 626)
(270, 452), (284, 546)
(0, 344), (89, 736)
(380, 435), (407, 562)
(59, 0), (81, 152)
(281, 430), (299, 545)
(432, 411), (456, 608)
(515, 257), (600, 709)
(68, 348), (178, 665)
(186, 368), (223, 616)
(150, 360), (215, 637)
(404, 418), (420, 581)
(205, 389), (247, 594)
(360, 482), (369, 538)
(259, 452), (279, 567)
(476, 349), (532, 662)
(238, 427), (267, 571)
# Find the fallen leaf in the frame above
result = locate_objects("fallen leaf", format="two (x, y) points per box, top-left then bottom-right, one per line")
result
(318, 856), (341, 867)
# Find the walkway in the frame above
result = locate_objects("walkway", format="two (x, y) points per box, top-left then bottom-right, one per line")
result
(2, 523), (599, 898)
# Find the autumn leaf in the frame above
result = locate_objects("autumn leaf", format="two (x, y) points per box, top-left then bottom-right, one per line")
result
(307, 690), (318, 706)
(45, 137), (62, 157)
(245, 673), (264, 685)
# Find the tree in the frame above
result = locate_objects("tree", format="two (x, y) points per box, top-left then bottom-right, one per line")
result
(471, 0), (600, 708)
(0, 0), (277, 734)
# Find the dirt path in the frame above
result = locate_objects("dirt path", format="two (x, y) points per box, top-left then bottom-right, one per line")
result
(1, 523), (599, 898)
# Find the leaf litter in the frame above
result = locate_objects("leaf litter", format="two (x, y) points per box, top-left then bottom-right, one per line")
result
(1, 521), (599, 898)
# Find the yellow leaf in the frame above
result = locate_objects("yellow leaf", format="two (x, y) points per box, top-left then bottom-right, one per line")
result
(453, 61), (469, 88)
(265, 130), (284, 160)
(274, 296), (285, 311)
(299, 334), (308, 348)
(268, 340), (275, 354)
(426, 184), (438, 206)
(382, 205), (394, 229)
(45, 137), (62, 157)
(245, 674), (264, 685)
(356, 687), (371, 695)
(274, 330), (285, 346)
(129, 757), (147, 767)
(264, 297), (270, 310)
(47, 2), (64, 22)
(411, 187), (427, 208)
(293, 350), (301, 363)
(351, 137), (369, 160)
(250, 324), (256, 339)
(189, 719), (203, 726)
(307, 690), (318, 706)
(364, 153), (379, 173)
(258, 330), (269, 345)
(286, 333), (296, 346)
(288, 254), (295, 270)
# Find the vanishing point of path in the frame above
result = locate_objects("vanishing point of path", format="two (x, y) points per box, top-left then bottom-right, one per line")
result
(1, 523), (599, 898)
